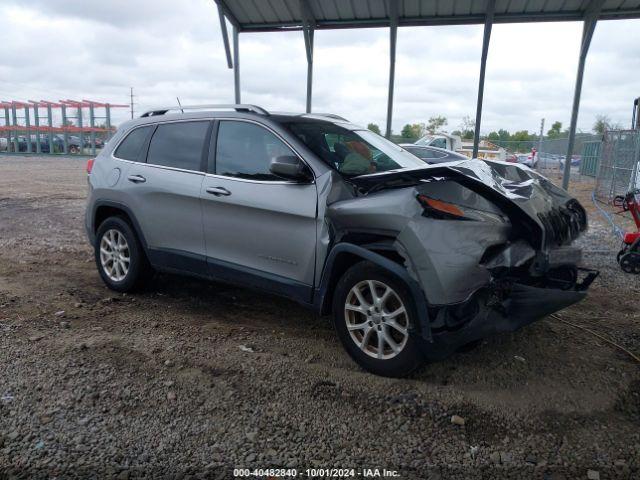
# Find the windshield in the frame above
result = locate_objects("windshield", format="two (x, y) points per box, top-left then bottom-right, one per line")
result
(284, 121), (425, 177)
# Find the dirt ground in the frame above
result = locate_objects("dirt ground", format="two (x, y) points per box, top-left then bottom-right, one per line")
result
(0, 155), (638, 480)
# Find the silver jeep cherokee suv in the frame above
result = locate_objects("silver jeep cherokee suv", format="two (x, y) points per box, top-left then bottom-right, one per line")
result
(85, 104), (597, 377)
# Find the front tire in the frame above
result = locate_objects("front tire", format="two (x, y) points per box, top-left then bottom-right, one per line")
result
(94, 216), (152, 292)
(332, 261), (424, 377)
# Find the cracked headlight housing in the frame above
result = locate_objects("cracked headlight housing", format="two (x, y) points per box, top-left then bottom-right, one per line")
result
(416, 194), (509, 223)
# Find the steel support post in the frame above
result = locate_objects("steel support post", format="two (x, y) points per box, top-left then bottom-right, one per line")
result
(630, 133), (640, 190)
(385, 24), (398, 139)
(4, 108), (10, 152)
(562, 16), (599, 190)
(47, 105), (54, 154)
(217, 4), (233, 69)
(33, 104), (41, 154)
(472, 0), (495, 158)
(77, 106), (84, 155)
(537, 118), (545, 170)
(11, 104), (18, 153)
(300, 0), (316, 113)
(233, 26), (240, 104)
(61, 105), (68, 154)
(105, 104), (112, 140)
(25, 106), (32, 153)
(385, 0), (399, 139)
(305, 29), (314, 113)
(89, 103), (96, 156)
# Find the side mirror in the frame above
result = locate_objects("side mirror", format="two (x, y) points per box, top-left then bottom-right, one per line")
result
(270, 155), (311, 181)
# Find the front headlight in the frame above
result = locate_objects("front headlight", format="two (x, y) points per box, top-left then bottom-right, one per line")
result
(416, 194), (509, 223)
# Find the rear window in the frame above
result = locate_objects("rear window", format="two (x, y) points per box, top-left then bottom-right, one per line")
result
(405, 147), (434, 159)
(114, 126), (152, 161)
(147, 121), (210, 171)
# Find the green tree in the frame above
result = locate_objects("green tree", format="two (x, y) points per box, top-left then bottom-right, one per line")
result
(401, 124), (414, 139)
(458, 115), (475, 140)
(401, 123), (425, 139)
(511, 130), (534, 141)
(367, 123), (381, 135)
(487, 131), (500, 142)
(547, 121), (562, 139)
(426, 115), (447, 134)
(498, 129), (510, 142)
(593, 115), (611, 135)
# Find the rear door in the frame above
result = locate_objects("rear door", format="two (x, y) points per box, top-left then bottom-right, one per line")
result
(122, 120), (211, 274)
(201, 120), (318, 300)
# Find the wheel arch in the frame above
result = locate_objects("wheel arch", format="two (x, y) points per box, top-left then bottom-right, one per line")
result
(91, 201), (148, 252)
(314, 242), (431, 341)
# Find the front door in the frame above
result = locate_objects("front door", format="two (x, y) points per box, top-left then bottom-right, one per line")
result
(201, 120), (317, 301)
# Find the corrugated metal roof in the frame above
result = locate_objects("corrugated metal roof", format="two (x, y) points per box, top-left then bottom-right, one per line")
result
(217, 0), (640, 31)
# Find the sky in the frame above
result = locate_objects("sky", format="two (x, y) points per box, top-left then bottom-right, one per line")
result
(1, 0), (639, 136)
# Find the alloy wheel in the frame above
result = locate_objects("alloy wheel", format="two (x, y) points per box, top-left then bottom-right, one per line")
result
(344, 280), (409, 360)
(99, 229), (130, 282)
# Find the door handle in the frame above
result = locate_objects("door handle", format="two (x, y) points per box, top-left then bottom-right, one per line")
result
(206, 186), (231, 196)
(127, 174), (146, 183)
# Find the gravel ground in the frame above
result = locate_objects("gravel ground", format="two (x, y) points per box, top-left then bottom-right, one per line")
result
(0, 155), (638, 480)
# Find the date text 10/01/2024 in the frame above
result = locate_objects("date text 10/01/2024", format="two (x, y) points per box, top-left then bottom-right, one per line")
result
(233, 468), (401, 477)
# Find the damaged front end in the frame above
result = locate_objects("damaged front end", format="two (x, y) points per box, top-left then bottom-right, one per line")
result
(334, 159), (598, 357)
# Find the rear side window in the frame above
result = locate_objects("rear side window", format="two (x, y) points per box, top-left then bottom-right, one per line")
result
(114, 126), (152, 161)
(215, 121), (295, 180)
(147, 121), (210, 171)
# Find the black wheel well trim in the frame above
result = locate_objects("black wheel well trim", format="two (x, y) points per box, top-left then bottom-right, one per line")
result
(314, 242), (432, 341)
(91, 200), (149, 252)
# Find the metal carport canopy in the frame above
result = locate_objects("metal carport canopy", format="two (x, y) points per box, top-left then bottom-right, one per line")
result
(214, 0), (640, 189)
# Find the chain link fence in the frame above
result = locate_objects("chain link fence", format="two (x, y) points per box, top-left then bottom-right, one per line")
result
(595, 130), (640, 202)
(388, 132), (640, 198)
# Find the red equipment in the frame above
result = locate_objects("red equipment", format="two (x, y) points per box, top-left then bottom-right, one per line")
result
(614, 189), (640, 274)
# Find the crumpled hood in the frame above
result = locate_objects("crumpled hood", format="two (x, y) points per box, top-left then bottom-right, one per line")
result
(443, 159), (588, 248)
(350, 159), (587, 249)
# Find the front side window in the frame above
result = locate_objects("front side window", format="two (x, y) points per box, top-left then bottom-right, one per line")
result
(147, 121), (209, 171)
(114, 126), (152, 161)
(285, 121), (424, 177)
(215, 121), (296, 180)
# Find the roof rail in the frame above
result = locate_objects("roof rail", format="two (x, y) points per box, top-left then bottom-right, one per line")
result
(140, 104), (269, 118)
(311, 113), (350, 122)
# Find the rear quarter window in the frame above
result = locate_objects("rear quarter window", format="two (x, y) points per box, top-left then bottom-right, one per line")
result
(114, 126), (152, 161)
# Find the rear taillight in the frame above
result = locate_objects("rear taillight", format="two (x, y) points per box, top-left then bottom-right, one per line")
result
(86, 158), (95, 174)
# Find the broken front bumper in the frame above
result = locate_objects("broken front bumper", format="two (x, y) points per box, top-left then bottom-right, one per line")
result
(420, 268), (599, 360)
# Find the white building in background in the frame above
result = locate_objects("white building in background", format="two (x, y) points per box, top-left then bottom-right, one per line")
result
(415, 132), (506, 161)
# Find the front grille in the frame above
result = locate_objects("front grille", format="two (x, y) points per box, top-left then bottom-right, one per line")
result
(537, 200), (587, 247)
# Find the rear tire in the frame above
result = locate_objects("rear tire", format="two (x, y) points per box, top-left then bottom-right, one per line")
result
(94, 216), (152, 292)
(332, 261), (424, 377)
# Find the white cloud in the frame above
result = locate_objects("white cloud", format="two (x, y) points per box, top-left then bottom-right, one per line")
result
(0, 1), (639, 135)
